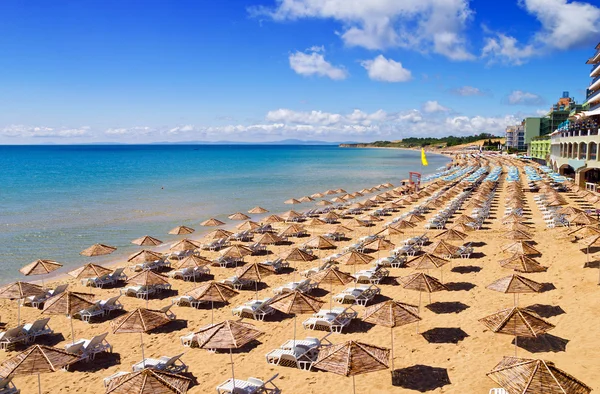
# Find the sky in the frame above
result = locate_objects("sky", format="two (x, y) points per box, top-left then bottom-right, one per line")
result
(0, 0), (599, 144)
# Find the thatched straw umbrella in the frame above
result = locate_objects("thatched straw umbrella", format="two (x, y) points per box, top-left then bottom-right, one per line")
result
(68, 263), (113, 281)
(316, 200), (332, 206)
(558, 206), (583, 216)
(406, 253), (449, 282)
(502, 214), (525, 225)
(106, 368), (192, 394)
(311, 192), (326, 199)
(503, 222), (533, 233)
(0, 281), (47, 324)
(363, 301), (420, 370)
(236, 262), (275, 299)
(313, 340), (390, 394)
(80, 243), (116, 257)
(376, 226), (404, 240)
(434, 228), (467, 241)
(501, 241), (541, 256)
(204, 229), (233, 241)
(42, 291), (95, 343)
(19, 259), (63, 290)
(281, 210), (303, 222)
(479, 307), (554, 356)
(390, 221), (417, 232)
(486, 274), (543, 306)
(220, 245), (253, 260)
(131, 235), (163, 246)
(236, 220), (261, 231)
(305, 217), (327, 226)
(269, 291), (324, 347)
(398, 273), (447, 312)
(127, 250), (163, 265)
(425, 240), (460, 258)
(363, 238), (395, 256)
(336, 251), (374, 266)
(228, 212), (250, 221)
(111, 308), (171, 367)
(453, 215), (477, 225)
(303, 236), (336, 250)
(568, 225), (600, 240)
(169, 239), (201, 253)
(335, 188), (348, 194)
(168, 226), (194, 235)
(331, 197), (345, 203)
(262, 214), (284, 224)
(404, 214), (426, 223)
(127, 270), (170, 306)
(186, 282), (239, 325)
(173, 255), (211, 283)
(194, 320), (264, 393)
(284, 198), (301, 205)
(254, 232), (283, 246)
(324, 189), (338, 195)
(0, 345), (79, 394)
(321, 211), (342, 223)
(281, 247), (315, 263)
(299, 196), (315, 203)
(502, 230), (532, 241)
(486, 357), (592, 394)
(499, 253), (547, 273)
(570, 212), (600, 226)
(248, 206), (269, 214)
(200, 218), (225, 227)
(311, 267), (354, 307)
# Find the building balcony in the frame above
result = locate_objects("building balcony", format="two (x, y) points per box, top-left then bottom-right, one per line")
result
(591, 74), (600, 92)
(587, 88), (600, 104)
(592, 62), (600, 78)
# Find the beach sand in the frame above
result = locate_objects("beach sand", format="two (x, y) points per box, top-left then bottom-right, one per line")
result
(2, 156), (599, 393)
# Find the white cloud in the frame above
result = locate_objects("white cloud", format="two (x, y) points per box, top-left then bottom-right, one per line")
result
(482, 33), (537, 65)
(423, 101), (450, 113)
(251, 0), (475, 61)
(1, 125), (90, 138)
(361, 55), (412, 82)
(452, 86), (486, 96)
(506, 90), (545, 106)
(289, 47), (348, 80)
(522, 0), (600, 50)
(105, 126), (153, 135)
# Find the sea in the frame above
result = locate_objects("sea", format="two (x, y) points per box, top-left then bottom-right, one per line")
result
(0, 145), (451, 283)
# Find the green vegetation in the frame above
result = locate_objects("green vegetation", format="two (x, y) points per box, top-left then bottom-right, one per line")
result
(368, 133), (502, 148)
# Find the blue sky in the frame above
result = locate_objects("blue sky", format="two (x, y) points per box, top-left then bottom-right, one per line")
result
(0, 0), (599, 143)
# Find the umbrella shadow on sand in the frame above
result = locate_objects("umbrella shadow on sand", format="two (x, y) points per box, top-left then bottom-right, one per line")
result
(511, 333), (569, 353)
(524, 304), (566, 318)
(151, 319), (188, 333)
(69, 351), (122, 372)
(444, 282), (476, 292)
(426, 301), (470, 314)
(392, 365), (451, 392)
(451, 265), (482, 274)
(421, 328), (469, 344)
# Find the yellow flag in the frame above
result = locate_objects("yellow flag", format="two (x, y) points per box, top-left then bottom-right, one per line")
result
(421, 148), (429, 166)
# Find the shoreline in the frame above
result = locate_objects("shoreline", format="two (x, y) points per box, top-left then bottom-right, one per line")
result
(338, 144), (456, 159)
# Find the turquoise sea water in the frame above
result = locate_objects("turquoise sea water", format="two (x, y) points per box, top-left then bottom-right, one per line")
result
(0, 145), (450, 283)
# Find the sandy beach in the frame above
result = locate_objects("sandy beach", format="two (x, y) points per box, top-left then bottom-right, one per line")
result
(2, 153), (599, 394)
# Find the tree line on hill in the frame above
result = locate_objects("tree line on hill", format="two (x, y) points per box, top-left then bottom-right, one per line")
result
(368, 133), (502, 148)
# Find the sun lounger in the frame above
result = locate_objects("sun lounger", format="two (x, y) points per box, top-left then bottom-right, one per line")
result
(0, 377), (20, 394)
(179, 324), (216, 348)
(212, 256), (240, 268)
(232, 298), (275, 321)
(272, 279), (315, 295)
(262, 258), (288, 273)
(121, 285), (155, 299)
(374, 256), (406, 268)
(103, 371), (130, 388)
(489, 389), (507, 394)
(301, 261), (332, 278)
(221, 276), (254, 290)
(132, 353), (188, 373)
(99, 296), (123, 315)
(159, 304), (176, 320)
(333, 285), (380, 306)
(216, 374), (281, 394)
(0, 326), (26, 350)
(302, 307), (357, 333)
(65, 332), (112, 362)
(24, 284), (68, 308)
(23, 318), (53, 343)
(75, 303), (105, 323)
(353, 268), (388, 285)
(265, 345), (318, 370)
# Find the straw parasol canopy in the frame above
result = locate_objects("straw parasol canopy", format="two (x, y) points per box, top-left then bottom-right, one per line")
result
(284, 198), (301, 205)
(304, 236), (336, 249)
(106, 368), (192, 394)
(281, 248), (316, 262)
(501, 241), (541, 256)
(127, 250), (163, 265)
(311, 192), (326, 199)
(435, 228), (467, 241)
(127, 270), (170, 287)
(350, 218), (370, 228)
(322, 211), (342, 221)
(390, 220), (416, 230)
(363, 238), (395, 252)
(228, 212), (250, 221)
(111, 308), (172, 366)
(255, 232), (283, 245)
(331, 224), (353, 234)
(504, 222), (533, 233)
(363, 301), (421, 370)
(398, 273), (447, 310)
(20, 260), (62, 276)
(454, 215), (477, 225)
(169, 238), (201, 252)
(404, 214), (426, 223)
(324, 189), (338, 195)
(68, 263), (113, 279)
(131, 235), (163, 246)
(558, 206), (583, 216)
(406, 253), (449, 270)
(236, 220), (261, 231)
(499, 254), (547, 273)
(201, 218), (225, 227)
(336, 251), (374, 265)
(310, 267), (354, 286)
(80, 243), (116, 257)
(502, 230), (533, 241)
(236, 262), (275, 284)
(204, 229), (233, 240)
(331, 197), (345, 203)
(299, 196), (315, 203)
(502, 214), (526, 224)
(0, 281), (47, 324)
(194, 319), (264, 350)
(569, 212), (599, 226)
(486, 357), (592, 394)
(42, 291), (95, 343)
(377, 226), (404, 238)
(568, 225), (600, 239)
(425, 240), (460, 257)
(248, 206), (269, 214)
(305, 217), (327, 226)
(186, 282), (239, 324)
(174, 254), (212, 270)
(313, 340), (389, 394)
(169, 226), (194, 235)
(316, 200), (333, 206)
(262, 214), (284, 224)
(486, 275), (543, 294)
(220, 245), (253, 259)
(269, 291), (324, 315)
(0, 345), (79, 393)
(281, 210), (303, 221)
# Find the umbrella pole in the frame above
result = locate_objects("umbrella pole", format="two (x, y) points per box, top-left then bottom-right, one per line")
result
(211, 301), (214, 326)
(70, 316), (75, 344)
(230, 349), (236, 391)
(17, 299), (21, 326)
(140, 333), (146, 367)
(390, 326), (395, 372)
(293, 315), (297, 348)
(38, 373), (41, 394)
(255, 281), (258, 301)
(352, 375), (356, 394)
(330, 281), (333, 309)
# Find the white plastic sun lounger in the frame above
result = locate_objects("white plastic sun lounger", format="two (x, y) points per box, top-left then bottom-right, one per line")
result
(232, 298), (275, 321)
(23, 318), (53, 343)
(0, 377), (20, 394)
(132, 353), (188, 373)
(0, 326), (26, 351)
(216, 374), (281, 394)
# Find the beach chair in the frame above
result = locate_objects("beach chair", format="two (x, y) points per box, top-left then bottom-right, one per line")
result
(99, 296), (123, 315)
(272, 279), (308, 295)
(0, 377), (20, 394)
(221, 276), (253, 291)
(159, 304), (177, 320)
(173, 294), (197, 307)
(213, 256), (238, 268)
(121, 285), (155, 299)
(262, 258), (288, 273)
(65, 332), (112, 362)
(232, 298), (275, 321)
(302, 306), (357, 333)
(216, 374), (281, 394)
(489, 389), (507, 394)
(103, 372), (130, 388)
(265, 344), (318, 370)
(301, 261), (332, 278)
(333, 285), (380, 306)
(24, 283), (68, 308)
(168, 267), (194, 280)
(0, 326), (26, 350)
(353, 268), (388, 285)
(132, 353), (188, 373)
(76, 302), (105, 323)
(23, 318), (53, 343)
